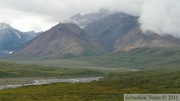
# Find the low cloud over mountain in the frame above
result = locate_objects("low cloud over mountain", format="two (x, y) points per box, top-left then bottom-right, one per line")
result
(0, 0), (179, 38)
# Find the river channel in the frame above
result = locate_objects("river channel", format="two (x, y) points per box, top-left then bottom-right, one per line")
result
(0, 77), (102, 90)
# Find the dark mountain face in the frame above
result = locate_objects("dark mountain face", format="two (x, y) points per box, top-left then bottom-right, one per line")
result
(83, 12), (180, 52)
(84, 13), (139, 51)
(13, 23), (103, 58)
(0, 23), (40, 56)
(0, 23), (26, 56)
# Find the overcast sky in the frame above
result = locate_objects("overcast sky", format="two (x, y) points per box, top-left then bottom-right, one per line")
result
(0, 0), (180, 37)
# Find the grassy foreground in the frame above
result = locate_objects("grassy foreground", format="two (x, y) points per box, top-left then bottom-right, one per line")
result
(0, 61), (104, 78)
(0, 71), (179, 101)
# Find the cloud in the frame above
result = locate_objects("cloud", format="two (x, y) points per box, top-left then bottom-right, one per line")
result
(139, 0), (180, 37)
(0, 0), (180, 37)
(0, 0), (145, 32)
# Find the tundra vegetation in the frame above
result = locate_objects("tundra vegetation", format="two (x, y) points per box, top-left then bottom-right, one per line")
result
(0, 70), (179, 101)
(0, 47), (180, 101)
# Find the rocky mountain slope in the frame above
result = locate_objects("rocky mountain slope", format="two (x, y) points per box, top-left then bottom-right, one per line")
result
(114, 26), (180, 52)
(83, 12), (180, 52)
(12, 23), (104, 58)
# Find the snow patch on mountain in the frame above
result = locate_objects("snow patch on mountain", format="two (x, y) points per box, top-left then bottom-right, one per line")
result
(14, 31), (21, 38)
(0, 25), (8, 30)
(0, 23), (13, 30)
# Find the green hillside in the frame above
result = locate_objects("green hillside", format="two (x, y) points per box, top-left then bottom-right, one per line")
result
(0, 61), (104, 78)
(3, 47), (180, 71)
(86, 47), (180, 70)
(78, 39), (105, 57)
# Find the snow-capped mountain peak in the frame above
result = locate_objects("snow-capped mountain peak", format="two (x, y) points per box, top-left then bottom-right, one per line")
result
(0, 23), (13, 30)
(0, 23), (22, 39)
(0, 22), (40, 56)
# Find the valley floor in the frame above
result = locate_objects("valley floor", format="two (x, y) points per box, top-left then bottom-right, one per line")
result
(0, 53), (179, 101)
(0, 71), (179, 101)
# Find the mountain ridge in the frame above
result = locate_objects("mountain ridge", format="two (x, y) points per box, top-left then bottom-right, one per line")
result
(12, 23), (104, 58)
(83, 12), (180, 52)
(0, 23), (40, 56)
(3, 11), (180, 58)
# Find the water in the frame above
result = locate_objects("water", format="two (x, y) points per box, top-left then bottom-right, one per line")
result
(0, 77), (102, 90)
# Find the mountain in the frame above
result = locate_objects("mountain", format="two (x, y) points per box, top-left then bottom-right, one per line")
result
(25, 31), (42, 41)
(83, 12), (180, 52)
(12, 23), (104, 58)
(71, 8), (109, 28)
(83, 12), (139, 51)
(0, 23), (27, 56)
(0, 23), (40, 56)
(4, 11), (180, 58)
(114, 26), (180, 52)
